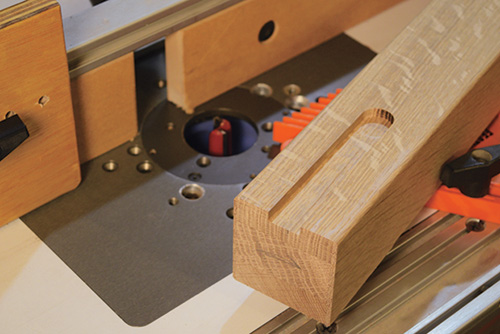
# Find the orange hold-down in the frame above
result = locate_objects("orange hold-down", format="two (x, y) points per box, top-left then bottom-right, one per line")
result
(272, 88), (342, 145)
(426, 115), (500, 224)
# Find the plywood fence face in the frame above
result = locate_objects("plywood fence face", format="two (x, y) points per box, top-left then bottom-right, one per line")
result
(71, 53), (137, 163)
(0, 1), (81, 226)
(165, 0), (403, 112)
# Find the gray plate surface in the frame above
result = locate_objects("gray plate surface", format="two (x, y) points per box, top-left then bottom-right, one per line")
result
(23, 34), (375, 326)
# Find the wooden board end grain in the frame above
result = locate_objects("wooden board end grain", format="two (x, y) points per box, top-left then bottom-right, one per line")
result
(165, 0), (403, 112)
(233, 0), (500, 325)
(0, 0), (81, 226)
(71, 52), (137, 163)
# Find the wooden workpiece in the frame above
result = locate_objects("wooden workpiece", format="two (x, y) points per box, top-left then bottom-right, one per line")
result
(165, 0), (403, 112)
(0, 0), (81, 226)
(233, 0), (500, 325)
(71, 53), (137, 163)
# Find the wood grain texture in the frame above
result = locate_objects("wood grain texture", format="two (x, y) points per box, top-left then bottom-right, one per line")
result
(165, 0), (403, 112)
(233, 0), (500, 325)
(0, 1), (80, 226)
(71, 53), (137, 163)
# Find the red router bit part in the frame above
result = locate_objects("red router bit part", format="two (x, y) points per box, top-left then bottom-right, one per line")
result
(273, 89), (500, 223)
(209, 118), (232, 156)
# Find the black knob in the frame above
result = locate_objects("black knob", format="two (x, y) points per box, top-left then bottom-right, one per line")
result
(440, 145), (500, 198)
(0, 113), (29, 162)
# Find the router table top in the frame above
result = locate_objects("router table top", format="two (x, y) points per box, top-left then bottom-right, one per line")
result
(0, 1), (437, 332)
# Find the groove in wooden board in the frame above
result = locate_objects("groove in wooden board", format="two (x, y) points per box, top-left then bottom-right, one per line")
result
(233, 0), (500, 325)
(269, 109), (394, 223)
(0, 2), (80, 226)
(71, 52), (137, 163)
(165, 0), (404, 112)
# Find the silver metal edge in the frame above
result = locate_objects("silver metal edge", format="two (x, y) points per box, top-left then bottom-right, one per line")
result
(251, 216), (500, 334)
(406, 265), (500, 333)
(427, 278), (500, 333)
(66, 0), (244, 78)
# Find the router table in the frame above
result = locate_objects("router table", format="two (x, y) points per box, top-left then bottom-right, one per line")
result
(2, 0), (500, 333)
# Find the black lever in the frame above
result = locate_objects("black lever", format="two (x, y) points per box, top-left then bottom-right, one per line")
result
(440, 145), (500, 198)
(0, 112), (29, 162)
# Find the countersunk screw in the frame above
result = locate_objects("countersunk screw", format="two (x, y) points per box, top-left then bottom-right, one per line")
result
(250, 83), (273, 97)
(283, 84), (301, 97)
(466, 218), (485, 232)
(285, 95), (309, 110)
(316, 322), (337, 334)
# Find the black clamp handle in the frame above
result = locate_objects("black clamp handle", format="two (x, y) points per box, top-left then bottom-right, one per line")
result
(0, 112), (30, 162)
(440, 145), (500, 198)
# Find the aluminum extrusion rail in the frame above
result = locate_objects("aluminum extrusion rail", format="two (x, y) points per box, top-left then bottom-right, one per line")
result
(65, 0), (243, 78)
(251, 213), (500, 334)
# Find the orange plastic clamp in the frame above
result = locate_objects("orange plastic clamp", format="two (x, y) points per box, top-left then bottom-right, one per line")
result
(272, 89), (342, 144)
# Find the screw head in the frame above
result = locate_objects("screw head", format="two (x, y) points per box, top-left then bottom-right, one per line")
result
(250, 83), (273, 97)
(466, 218), (485, 232)
(283, 84), (301, 96)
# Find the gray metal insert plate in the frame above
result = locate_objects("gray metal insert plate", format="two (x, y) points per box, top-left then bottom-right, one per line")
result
(22, 34), (375, 326)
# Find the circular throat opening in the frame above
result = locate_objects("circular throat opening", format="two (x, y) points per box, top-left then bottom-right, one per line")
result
(184, 111), (258, 157)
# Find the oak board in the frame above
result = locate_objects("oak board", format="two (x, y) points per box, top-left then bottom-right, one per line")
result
(233, 0), (500, 325)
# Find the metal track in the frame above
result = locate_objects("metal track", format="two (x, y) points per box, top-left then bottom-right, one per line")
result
(252, 212), (500, 333)
(65, 0), (243, 77)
